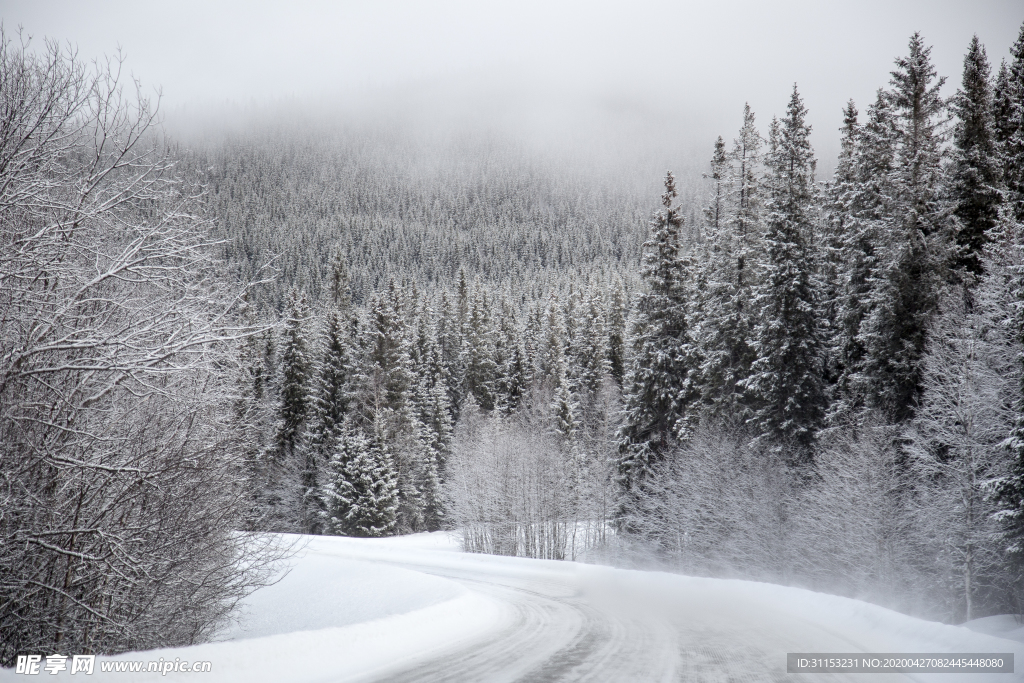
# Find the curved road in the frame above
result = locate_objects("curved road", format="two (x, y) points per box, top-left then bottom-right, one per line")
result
(340, 548), (935, 683)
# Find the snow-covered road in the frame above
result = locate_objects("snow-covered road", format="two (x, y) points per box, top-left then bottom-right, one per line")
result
(324, 534), (1021, 683)
(8, 533), (1022, 682)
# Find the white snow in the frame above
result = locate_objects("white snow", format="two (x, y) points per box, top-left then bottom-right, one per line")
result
(964, 615), (1024, 644)
(5, 532), (1023, 682)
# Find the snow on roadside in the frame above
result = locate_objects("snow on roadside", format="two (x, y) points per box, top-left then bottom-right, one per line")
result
(0, 533), (507, 683)
(964, 615), (1024, 644)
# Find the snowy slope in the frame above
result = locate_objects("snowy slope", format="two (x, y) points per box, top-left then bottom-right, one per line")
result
(5, 532), (1023, 682)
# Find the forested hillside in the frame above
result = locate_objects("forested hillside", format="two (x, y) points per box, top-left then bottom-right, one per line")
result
(221, 26), (1024, 626)
(182, 125), (713, 312)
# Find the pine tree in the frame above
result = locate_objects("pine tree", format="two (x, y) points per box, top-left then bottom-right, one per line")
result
(571, 286), (610, 401)
(993, 59), (1015, 160)
(858, 33), (950, 423)
(619, 172), (701, 489)
(436, 289), (466, 422)
(552, 345), (581, 443)
(696, 106), (763, 424)
(744, 87), (826, 454)
(494, 296), (529, 414)
(822, 100), (860, 323)
(276, 288), (311, 463)
(606, 276), (628, 387)
(998, 24), (1024, 221)
(308, 256), (357, 458)
(703, 136), (728, 233)
(829, 91), (899, 421)
(729, 103), (764, 291)
(351, 281), (426, 532)
(321, 424), (399, 537)
(271, 288), (313, 529)
(463, 289), (498, 411)
(950, 36), (1002, 278)
(409, 309), (453, 531)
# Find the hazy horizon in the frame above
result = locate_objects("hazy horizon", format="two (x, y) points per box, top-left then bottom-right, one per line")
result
(4, 0), (1023, 177)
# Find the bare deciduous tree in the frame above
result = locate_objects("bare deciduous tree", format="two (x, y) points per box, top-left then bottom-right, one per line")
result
(0, 33), (280, 664)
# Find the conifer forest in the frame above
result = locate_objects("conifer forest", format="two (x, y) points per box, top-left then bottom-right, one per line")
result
(5, 16), (1024, 664)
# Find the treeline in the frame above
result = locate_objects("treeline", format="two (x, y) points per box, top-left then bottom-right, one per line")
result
(618, 30), (1024, 623)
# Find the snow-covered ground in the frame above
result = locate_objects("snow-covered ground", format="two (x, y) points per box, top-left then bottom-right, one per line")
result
(6, 533), (1023, 682)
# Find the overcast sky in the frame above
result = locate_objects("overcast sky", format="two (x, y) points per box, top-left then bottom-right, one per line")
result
(4, 0), (1023, 174)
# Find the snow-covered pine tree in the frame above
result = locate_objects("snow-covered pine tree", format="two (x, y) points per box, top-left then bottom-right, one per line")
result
(321, 424), (399, 537)
(994, 216), (1024, 597)
(857, 33), (950, 424)
(950, 36), (1002, 278)
(703, 136), (728, 233)
(306, 258), (359, 532)
(436, 289), (467, 422)
(829, 91), (899, 421)
(272, 287), (313, 529)
(409, 306), (452, 531)
(820, 100), (861, 403)
(618, 172), (701, 489)
(744, 87), (826, 454)
(494, 295), (529, 415)
(822, 100), (860, 329)
(993, 59), (1015, 166)
(463, 289), (498, 411)
(606, 276), (629, 387)
(571, 285), (611, 402)
(552, 347), (581, 444)
(696, 109), (763, 425)
(997, 24), (1024, 222)
(276, 288), (311, 463)
(729, 103), (764, 292)
(350, 281), (426, 532)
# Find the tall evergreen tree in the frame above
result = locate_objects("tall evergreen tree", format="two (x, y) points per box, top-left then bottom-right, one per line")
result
(351, 281), (426, 532)
(950, 36), (1002, 278)
(308, 255), (357, 461)
(276, 288), (311, 463)
(463, 289), (498, 411)
(729, 103), (764, 292)
(618, 172), (701, 489)
(436, 289), (467, 422)
(998, 24), (1024, 221)
(744, 87), (826, 453)
(273, 288), (314, 529)
(606, 276), (628, 387)
(493, 296), (529, 414)
(696, 106), (763, 424)
(571, 286), (611, 401)
(829, 92), (899, 420)
(858, 33), (950, 423)
(703, 136), (728, 233)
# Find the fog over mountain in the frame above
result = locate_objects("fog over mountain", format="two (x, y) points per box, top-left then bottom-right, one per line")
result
(6, 0), (1023, 175)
